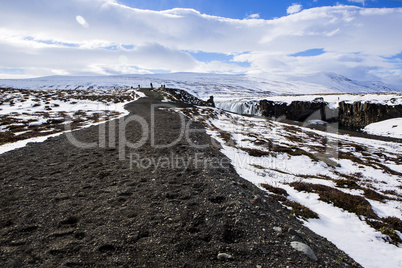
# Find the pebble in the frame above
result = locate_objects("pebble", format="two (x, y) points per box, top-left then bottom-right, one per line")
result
(290, 241), (317, 261)
(273, 226), (282, 233)
(217, 253), (233, 261)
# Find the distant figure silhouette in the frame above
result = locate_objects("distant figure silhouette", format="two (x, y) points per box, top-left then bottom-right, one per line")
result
(207, 96), (215, 107)
(150, 83), (153, 90)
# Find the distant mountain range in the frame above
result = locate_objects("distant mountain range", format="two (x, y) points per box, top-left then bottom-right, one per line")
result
(1, 72), (401, 100)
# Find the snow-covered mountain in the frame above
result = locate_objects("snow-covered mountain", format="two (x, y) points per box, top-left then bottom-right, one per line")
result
(0, 72), (401, 100)
(291, 72), (402, 94)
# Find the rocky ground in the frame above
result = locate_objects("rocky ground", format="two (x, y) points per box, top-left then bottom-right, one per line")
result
(0, 89), (360, 267)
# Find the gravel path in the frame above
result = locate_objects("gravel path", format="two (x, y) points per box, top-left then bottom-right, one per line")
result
(0, 89), (360, 267)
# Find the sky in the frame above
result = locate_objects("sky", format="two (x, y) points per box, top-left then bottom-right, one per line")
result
(0, 0), (402, 84)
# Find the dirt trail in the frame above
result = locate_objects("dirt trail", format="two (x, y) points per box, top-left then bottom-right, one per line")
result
(0, 89), (360, 267)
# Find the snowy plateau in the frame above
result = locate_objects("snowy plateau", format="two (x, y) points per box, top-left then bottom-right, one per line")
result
(1, 72), (402, 268)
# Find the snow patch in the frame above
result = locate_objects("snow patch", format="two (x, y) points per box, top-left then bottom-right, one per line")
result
(363, 118), (402, 139)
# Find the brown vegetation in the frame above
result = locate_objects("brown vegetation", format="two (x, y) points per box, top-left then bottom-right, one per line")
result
(283, 200), (320, 220)
(289, 182), (377, 218)
(260, 183), (288, 196)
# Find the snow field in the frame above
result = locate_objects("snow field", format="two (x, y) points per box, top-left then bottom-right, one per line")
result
(363, 118), (402, 139)
(0, 87), (145, 154)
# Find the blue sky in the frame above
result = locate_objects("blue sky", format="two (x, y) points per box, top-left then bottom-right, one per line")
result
(0, 0), (402, 84)
(118, 0), (402, 19)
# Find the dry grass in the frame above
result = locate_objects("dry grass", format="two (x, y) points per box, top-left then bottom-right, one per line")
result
(373, 163), (402, 177)
(240, 147), (271, 157)
(338, 152), (367, 165)
(218, 130), (234, 145)
(0, 131), (18, 145)
(335, 179), (360, 189)
(283, 200), (319, 220)
(260, 183), (288, 196)
(381, 190), (402, 199)
(259, 183), (319, 220)
(289, 182), (377, 218)
(367, 217), (402, 244)
(363, 188), (387, 202)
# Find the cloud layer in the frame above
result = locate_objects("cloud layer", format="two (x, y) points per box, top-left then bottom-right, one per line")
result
(0, 0), (401, 84)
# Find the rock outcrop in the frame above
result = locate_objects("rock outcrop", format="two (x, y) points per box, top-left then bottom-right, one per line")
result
(157, 87), (215, 107)
(259, 100), (287, 118)
(259, 99), (402, 129)
(286, 100), (327, 122)
(338, 101), (402, 129)
(260, 99), (329, 122)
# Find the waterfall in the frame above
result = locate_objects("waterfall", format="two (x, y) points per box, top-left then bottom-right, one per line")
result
(215, 100), (260, 115)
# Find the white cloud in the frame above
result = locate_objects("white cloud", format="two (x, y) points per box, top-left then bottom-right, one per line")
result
(287, 3), (303, 14)
(76, 15), (89, 28)
(0, 1), (401, 84)
(246, 13), (260, 19)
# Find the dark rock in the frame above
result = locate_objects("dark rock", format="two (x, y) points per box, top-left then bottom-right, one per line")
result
(259, 98), (402, 130)
(259, 100), (287, 118)
(157, 88), (215, 107)
(339, 101), (402, 129)
(98, 244), (116, 253)
(286, 101), (327, 122)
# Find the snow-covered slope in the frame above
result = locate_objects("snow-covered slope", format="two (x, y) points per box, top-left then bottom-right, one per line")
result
(289, 72), (402, 94)
(0, 72), (401, 101)
(173, 106), (402, 268)
(363, 118), (402, 139)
